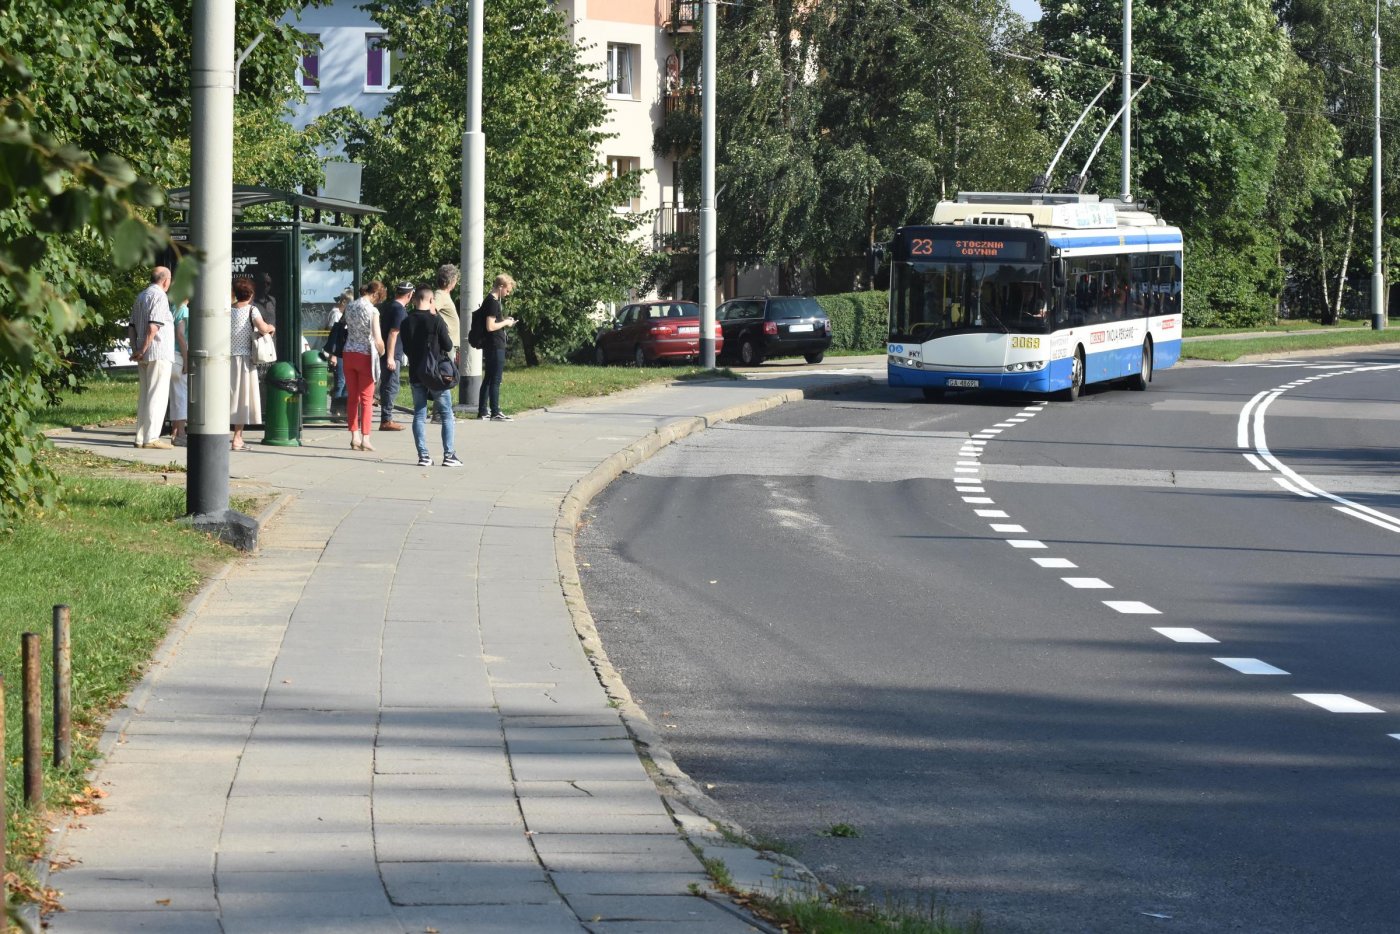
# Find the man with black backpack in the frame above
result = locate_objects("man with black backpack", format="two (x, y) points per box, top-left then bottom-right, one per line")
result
(400, 285), (462, 468)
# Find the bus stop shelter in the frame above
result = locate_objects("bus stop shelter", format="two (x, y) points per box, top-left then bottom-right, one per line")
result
(163, 185), (384, 439)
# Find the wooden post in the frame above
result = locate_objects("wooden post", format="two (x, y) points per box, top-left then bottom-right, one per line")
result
(53, 605), (72, 768)
(22, 633), (43, 807)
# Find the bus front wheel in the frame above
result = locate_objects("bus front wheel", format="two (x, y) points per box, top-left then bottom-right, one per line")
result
(1130, 340), (1152, 391)
(1061, 349), (1084, 402)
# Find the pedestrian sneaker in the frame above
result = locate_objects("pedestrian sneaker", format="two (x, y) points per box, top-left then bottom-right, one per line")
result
(442, 453), (464, 468)
(380, 421), (405, 431)
(143, 439), (174, 449)
(489, 412), (512, 422)
(171, 435), (187, 447)
(417, 454), (433, 467)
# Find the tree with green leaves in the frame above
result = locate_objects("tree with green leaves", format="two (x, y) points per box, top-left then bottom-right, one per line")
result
(812, 0), (1045, 283)
(1037, 0), (1293, 326)
(0, 0), (321, 527)
(325, 0), (645, 365)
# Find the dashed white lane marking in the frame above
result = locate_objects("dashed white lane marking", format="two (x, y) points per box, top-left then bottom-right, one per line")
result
(1214, 657), (1290, 675)
(1296, 694), (1386, 714)
(1033, 557), (1078, 568)
(961, 401), (1397, 743)
(1103, 601), (1160, 614)
(1154, 628), (1219, 643)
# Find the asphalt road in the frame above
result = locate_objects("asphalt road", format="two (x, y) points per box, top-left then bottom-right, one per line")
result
(576, 350), (1400, 933)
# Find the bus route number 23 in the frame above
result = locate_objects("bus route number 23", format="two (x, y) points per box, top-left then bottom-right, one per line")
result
(1010, 336), (1041, 350)
(910, 238), (934, 256)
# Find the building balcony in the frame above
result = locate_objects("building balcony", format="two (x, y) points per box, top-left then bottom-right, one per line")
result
(667, 0), (700, 33)
(655, 202), (697, 252)
(664, 86), (700, 115)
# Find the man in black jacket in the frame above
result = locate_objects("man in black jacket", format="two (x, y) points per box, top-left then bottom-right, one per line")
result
(400, 285), (462, 468)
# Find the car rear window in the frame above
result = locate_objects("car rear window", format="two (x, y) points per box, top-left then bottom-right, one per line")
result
(767, 298), (821, 319)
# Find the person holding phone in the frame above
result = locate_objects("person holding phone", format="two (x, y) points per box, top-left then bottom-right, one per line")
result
(477, 273), (517, 422)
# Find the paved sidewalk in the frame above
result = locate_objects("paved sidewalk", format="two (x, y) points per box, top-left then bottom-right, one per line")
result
(42, 370), (872, 934)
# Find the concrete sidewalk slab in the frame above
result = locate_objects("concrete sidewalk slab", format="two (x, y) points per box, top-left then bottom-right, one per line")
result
(42, 369), (875, 932)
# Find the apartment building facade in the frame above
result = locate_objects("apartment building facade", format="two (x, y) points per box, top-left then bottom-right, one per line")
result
(284, 0), (700, 299)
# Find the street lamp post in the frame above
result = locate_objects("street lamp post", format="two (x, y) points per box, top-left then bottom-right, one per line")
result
(1374, 0), (1387, 330)
(698, 0), (717, 369)
(461, 0), (486, 404)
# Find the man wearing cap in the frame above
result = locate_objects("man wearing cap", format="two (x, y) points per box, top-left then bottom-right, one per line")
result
(378, 281), (412, 431)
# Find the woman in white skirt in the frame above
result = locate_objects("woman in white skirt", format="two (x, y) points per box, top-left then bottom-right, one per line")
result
(230, 277), (275, 450)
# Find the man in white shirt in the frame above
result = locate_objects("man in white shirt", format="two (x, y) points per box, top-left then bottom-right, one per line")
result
(129, 266), (175, 448)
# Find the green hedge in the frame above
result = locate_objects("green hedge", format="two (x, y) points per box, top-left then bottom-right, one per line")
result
(815, 291), (889, 351)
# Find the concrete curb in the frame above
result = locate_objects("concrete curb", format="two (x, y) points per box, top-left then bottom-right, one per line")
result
(30, 492), (294, 920)
(554, 374), (873, 904)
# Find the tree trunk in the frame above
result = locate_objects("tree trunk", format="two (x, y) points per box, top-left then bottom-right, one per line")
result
(518, 322), (540, 367)
(1331, 202), (1357, 325)
(1317, 230), (1330, 318)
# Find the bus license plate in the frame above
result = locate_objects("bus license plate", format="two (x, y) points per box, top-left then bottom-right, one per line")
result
(947, 378), (980, 388)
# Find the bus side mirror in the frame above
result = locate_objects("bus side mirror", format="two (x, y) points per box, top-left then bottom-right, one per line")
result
(1053, 260), (1066, 289)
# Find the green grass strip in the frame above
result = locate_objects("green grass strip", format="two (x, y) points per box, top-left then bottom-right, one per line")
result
(0, 449), (234, 879)
(1181, 328), (1400, 361)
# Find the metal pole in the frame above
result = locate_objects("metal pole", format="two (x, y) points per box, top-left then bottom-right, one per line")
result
(461, 0), (487, 406)
(698, 0), (717, 368)
(52, 605), (71, 768)
(1121, 0), (1133, 202)
(188, 0), (235, 515)
(22, 633), (42, 807)
(1374, 0), (1387, 330)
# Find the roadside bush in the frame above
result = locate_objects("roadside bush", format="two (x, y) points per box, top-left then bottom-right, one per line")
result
(816, 290), (888, 351)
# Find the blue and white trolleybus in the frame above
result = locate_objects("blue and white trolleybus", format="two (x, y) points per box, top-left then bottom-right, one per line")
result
(887, 192), (1183, 401)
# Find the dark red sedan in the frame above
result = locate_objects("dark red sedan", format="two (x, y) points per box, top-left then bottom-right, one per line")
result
(593, 300), (724, 366)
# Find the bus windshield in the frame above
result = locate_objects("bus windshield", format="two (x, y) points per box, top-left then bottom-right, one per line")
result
(892, 261), (1048, 342)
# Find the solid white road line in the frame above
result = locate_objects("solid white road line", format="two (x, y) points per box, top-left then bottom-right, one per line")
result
(1243, 453), (1270, 471)
(1295, 694), (1385, 714)
(1214, 657), (1290, 675)
(1062, 577), (1112, 589)
(1154, 628), (1218, 643)
(1273, 476), (1316, 498)
(1333, 506), (1400, 534)
(1103, 601), (1160, 614)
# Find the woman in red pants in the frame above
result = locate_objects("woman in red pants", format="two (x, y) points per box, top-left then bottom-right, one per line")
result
(342, 280), (386, 450)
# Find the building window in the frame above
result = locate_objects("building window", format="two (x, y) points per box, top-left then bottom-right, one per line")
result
(365, 34), (400, 92)
(606, 43), (637, 99)
(300, 37), (320, 92)
(607, 156), (641, 210)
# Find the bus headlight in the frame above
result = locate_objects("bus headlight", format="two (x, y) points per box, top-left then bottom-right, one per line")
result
(1005, 361), (1046, 372)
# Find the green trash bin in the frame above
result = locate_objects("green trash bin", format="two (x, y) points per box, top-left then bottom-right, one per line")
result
(301, 349), (334, 425)
(262, 361), (305, 447)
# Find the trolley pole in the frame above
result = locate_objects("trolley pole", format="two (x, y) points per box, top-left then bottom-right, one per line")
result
(698, 0), (718, 369)
(460, 0), (486, 406)
(1373, 0), (1387, 330)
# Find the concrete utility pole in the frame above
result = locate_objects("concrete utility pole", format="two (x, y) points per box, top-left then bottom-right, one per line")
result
(188, 0), (236, 526)
(460, 0), (486, 405)
(1121, 0), (1133, 203)
(698, 0), (717, 368)
(1374, 0), (1387, 330)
